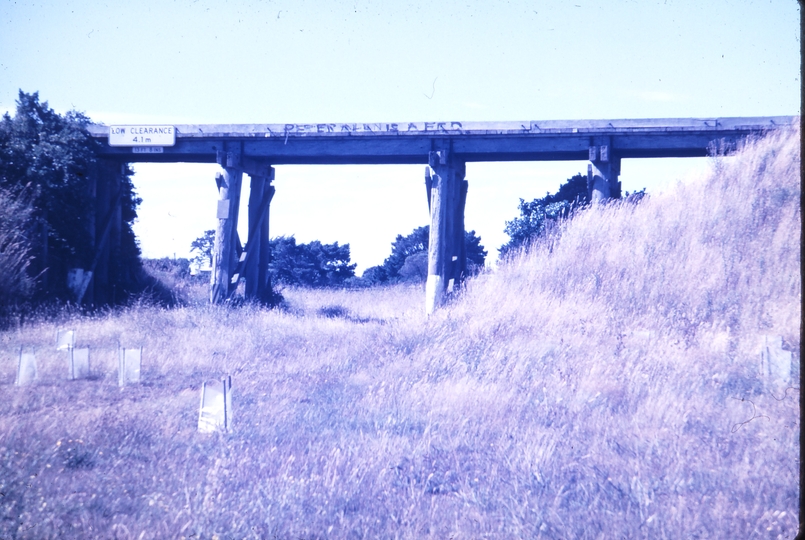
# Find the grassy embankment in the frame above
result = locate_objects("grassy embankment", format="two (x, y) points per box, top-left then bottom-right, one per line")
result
(0, 126), (800, 539)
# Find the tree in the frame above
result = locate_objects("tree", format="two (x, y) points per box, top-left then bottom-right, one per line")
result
(498, 173), (588, 258)
(382, 226), (430, 280)
(545, 173), (590, 206)
(190, 229), (215, 268)
(398, 251), (428, 282)
(369, 225), (487, 283)
(499, 199), (572, 259)
(463, 229), (487, 274)
(189, 231), (356, 289)
(268, 236), (356, 287)
(0, 90), (142, 301)
(361, 265), (388, 285)
(498, 174), (647, 258)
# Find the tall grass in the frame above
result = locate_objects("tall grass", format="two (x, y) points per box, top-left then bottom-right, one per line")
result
(0, 126), (799, 539)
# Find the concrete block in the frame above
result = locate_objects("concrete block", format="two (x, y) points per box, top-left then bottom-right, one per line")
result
(68, 347), (90, 380)
(198, 376), (233, 433)
(15, 348), (37, 386)
(118, 347), (142, 386)
(760, 335), (792, 388)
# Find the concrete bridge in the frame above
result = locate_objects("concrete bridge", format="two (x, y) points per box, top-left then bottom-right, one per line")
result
(87, 116), (797, 314)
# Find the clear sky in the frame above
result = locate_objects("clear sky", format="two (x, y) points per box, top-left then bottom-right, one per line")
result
(1, 0), (800, 272)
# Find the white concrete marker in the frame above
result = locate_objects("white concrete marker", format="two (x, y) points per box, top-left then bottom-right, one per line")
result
(760, 335), (792, 389)
(118, 347), (142, 386)
(56, 330), (75, 351)
(198, 376), (233, 433)
(15, 348), (37, 386)
(68, 347), (90, 380)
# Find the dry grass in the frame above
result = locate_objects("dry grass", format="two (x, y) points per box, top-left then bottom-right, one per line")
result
(0, 126), (800, 539)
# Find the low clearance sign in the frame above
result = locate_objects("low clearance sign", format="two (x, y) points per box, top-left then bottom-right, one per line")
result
(109, 126), (175, 146)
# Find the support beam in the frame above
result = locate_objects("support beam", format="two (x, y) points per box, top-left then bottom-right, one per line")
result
(86, 160), (123, 304)
(425, 144), (466, 315)
(243, 164), (275, 303)
(110, 165), (123, 304)
(244, 174), (264, 301)
(587, 138), (621, 203)
(455, 172), (468, 286)
(93, 164), (112, 303)
(84, 168), (97, 305)
(210, 146), (243, 303)
(73, 161), (126, 305)
(257, 183), (275, 303)
(40, 210), (49, 292)
(425, 166), (433, 213)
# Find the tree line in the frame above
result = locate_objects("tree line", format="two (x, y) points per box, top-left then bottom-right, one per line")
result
(191, 227), (487, 289)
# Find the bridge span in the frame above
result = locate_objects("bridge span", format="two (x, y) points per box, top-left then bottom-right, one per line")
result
(87, 116), (796, 313)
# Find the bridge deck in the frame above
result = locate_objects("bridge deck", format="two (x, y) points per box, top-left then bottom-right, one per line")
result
(87, 116), (797, 165)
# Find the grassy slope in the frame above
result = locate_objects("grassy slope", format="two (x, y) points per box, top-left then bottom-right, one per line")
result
(0, 126), (800, 539)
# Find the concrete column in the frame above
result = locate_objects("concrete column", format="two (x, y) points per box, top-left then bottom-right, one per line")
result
(425, 143), (464, 315)
(210, 147), (243, 303)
